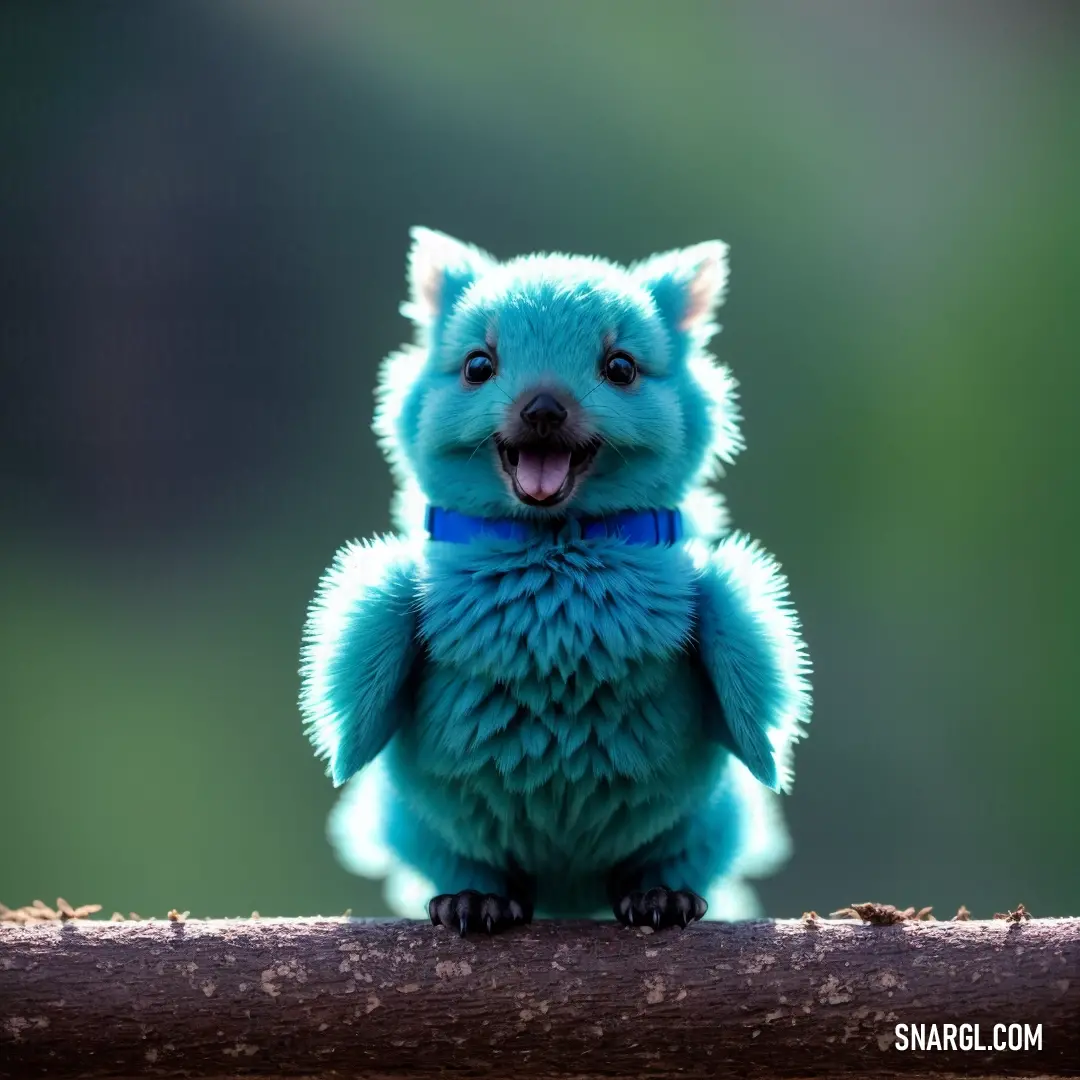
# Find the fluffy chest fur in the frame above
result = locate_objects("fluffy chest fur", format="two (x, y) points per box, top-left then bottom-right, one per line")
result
(386, 536), (727, 877)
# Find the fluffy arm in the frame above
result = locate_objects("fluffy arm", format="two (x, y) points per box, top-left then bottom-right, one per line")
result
(692, 534), (812, 792)
(300, 536), (422, 786)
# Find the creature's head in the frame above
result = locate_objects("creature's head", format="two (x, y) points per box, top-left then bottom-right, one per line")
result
(375, 228), (743, 527)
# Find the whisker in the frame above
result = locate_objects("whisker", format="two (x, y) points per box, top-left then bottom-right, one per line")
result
(490, 378), (514, 403)
(466, 431), (498, 463)
(578, 379), (605, 404)
(600, 436), (630, 466)
(581, 403), (671, 422)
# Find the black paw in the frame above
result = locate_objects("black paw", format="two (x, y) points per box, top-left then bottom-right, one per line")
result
(427, 890), (531, 937)
(614, 886), (708, 930)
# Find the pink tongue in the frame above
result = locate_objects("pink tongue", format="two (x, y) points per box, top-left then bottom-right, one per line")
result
(516, 449), (572, 500)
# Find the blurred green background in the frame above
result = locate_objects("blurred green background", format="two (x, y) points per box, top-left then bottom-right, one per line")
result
(2, 0), (1078, 921)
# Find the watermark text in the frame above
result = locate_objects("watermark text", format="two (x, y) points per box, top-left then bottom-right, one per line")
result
(894, 1023), (1042, 1052)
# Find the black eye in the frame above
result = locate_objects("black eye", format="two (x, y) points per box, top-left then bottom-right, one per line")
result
(463, 350), (495, 384)
(603, 351), (637, 386)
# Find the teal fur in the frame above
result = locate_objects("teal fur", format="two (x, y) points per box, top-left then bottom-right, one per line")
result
(300, 229), (812, 920)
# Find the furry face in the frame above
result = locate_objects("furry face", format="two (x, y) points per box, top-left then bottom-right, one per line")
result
(375, 229), (745, 521)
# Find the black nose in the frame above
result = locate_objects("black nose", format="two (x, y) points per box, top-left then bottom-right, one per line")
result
(520, 393), (568, 437)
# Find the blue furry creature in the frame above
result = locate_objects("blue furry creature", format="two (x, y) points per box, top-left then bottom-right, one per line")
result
(300, 228), (811, 935)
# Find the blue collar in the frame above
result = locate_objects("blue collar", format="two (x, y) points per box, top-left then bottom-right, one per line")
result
(424, 505), (684, 546)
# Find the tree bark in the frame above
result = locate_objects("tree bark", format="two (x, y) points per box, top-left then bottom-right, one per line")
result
(1, 916), (1078, 1079)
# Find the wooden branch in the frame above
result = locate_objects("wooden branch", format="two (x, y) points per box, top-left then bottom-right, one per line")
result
(2, 916), (1079, 1079)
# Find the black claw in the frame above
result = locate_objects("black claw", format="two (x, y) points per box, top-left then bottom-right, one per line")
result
(613, 886), (708, 931)
(427, 889), (530, 937)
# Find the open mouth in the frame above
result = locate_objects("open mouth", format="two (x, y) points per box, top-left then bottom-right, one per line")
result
(496, 436), (601, 508)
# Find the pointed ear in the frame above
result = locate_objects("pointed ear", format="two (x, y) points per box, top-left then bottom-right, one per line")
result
(632, 241), (729, 340)
(403, 227), (496, 327)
